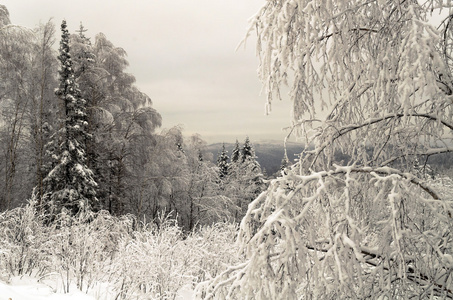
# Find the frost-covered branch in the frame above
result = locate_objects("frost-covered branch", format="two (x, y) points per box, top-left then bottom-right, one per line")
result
(199, 166), (453, 298)
(288, 165), (444, 202)
(307, 112), (453, 169)
(199, 1), (453, 298)
(381, 146), (453, 167)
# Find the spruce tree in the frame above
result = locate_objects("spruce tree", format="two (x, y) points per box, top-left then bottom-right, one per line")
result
(240, 137), (263, 196)
(230, 139), (240, 163)
(197, 149), (204, 162)
(241, 136), (254, 163)
(216, 143), (229, 179)
(41, 20), (97, 217)
(280, 153), (289, 173)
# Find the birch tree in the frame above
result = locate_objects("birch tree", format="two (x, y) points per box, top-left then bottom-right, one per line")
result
(30, 20), (58, 202)
(0, 5), (35, 210)
(199, 1), (453, 299)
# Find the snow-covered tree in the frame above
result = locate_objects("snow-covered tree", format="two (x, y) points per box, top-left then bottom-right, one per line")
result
(230, 139), (240, 163)
(30, 21), (59, 203)
(240, 137), (260, 173)
(217, 144), (229, 179)
(72, 23), (95, 78)
(92, 33), (161, 215)
(280, 153), (289, 172)
(0, 6), (42, 210)
(199, 1), (453, 299)
(41, 20), (97, 217)
(223, 137), (265, 221)
(64, 28), (162, 215)
(241, 136), (253, 163)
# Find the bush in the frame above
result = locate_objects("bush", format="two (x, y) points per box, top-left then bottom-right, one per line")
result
(0, 203), (243, 299)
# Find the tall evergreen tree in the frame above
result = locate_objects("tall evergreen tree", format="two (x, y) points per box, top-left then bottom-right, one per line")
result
(41, 20), (97, 217)
(216, 143), (229, 179)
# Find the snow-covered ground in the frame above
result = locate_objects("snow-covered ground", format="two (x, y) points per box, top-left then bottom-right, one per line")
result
(0, 276), (95, 300)
(0, 276), (195, 300)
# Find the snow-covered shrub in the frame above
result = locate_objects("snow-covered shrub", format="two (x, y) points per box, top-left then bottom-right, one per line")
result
(110, 217), (182, 299)
(189, 222), (241, 281)
(111, 217), (242, 300)
(0, 200), (49, 280)
(44, 210), (136, 293)
(0, 202), (242, 298)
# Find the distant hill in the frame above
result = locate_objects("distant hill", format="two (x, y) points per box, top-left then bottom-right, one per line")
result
(206, 140), (304, 176)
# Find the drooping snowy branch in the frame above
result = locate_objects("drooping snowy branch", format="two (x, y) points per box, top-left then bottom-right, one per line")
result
(199, 0), (453, 298)
(199, 166), (453, 298)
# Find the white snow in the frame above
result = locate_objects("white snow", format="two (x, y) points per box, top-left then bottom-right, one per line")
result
(0, 276), (195, 300)
(0, 276), (95, 300)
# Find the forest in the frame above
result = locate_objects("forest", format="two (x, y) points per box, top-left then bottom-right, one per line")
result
(2, 0), (453, 299)
(0, 6), (267, 231)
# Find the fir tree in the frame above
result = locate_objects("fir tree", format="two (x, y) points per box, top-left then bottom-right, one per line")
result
(41, 20), (97, 217)
(197, 149), (204, 162)
(216, 143), (229, 179)
(280, 153), (289, 174)
(230, 139), (240, 163)
(241, 136), (254, 163)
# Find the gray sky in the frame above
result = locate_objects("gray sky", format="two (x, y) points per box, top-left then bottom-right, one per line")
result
(2, 0), (294, 144)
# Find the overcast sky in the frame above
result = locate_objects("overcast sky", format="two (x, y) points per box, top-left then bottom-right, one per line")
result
(2, 0), (294, 144)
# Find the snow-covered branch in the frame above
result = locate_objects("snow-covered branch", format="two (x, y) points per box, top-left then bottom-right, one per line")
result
(307, 112), (453, 168)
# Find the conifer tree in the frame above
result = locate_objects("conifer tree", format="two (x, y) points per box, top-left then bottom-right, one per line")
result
(230, 139), (240, 163)
(197, 149), (204, 162)
(240, 137), (263, 198)
(41, 20), (97, 217)
(216, 143), (229, 179)
(70, 23), (106, 205)
(241, 136), (254, 163)
(280, 153), (289, 173)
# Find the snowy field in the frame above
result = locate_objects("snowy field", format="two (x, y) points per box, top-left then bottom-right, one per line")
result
(0, 276), (96, 300)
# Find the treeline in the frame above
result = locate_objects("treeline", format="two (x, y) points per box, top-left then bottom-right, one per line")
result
(0, 6), (265, 230)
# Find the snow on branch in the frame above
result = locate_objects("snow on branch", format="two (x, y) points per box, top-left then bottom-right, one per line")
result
(198, 165), (453, 298)
(304, 112), (453, 169)
(203, 0), (453, 299)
